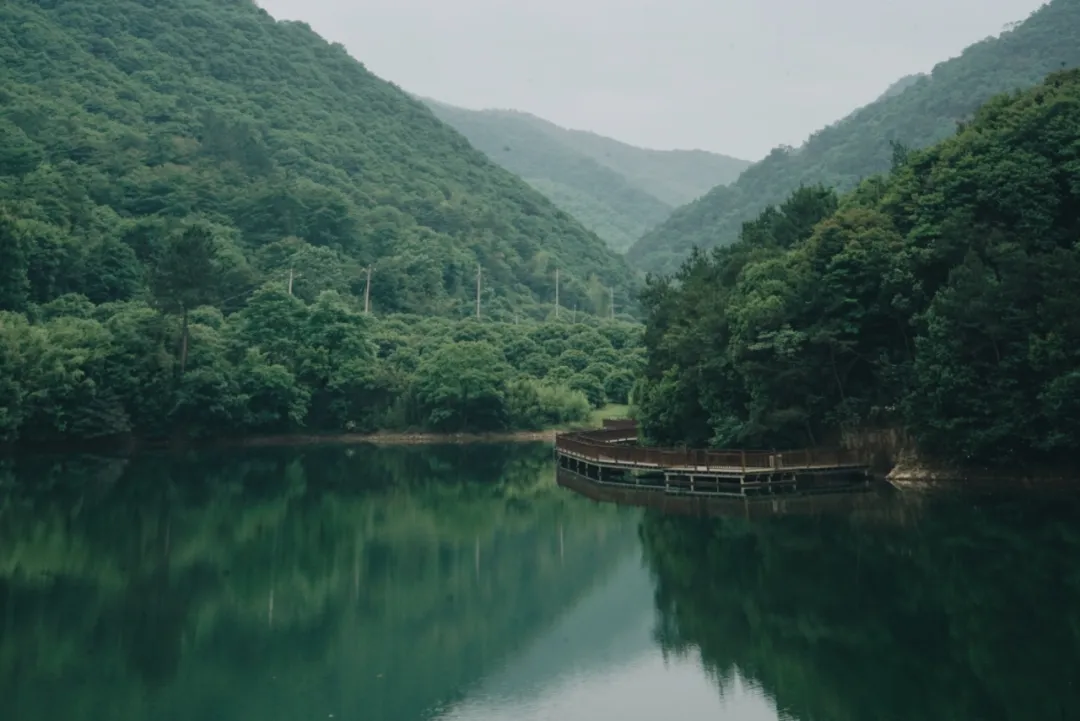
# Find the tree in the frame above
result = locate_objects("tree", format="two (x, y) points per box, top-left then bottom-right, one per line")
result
(635, 69), (1080, 463)
(149, 224), (223, 374)
(413, 342), (510, 431)
(0, 213), (30, 312)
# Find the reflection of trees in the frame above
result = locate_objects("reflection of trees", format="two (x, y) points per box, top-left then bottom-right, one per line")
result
(641, 493), (1080, 721)
(0, 442), (639, 721)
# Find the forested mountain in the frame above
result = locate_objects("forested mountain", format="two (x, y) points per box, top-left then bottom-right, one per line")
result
(636, 68), (1080, 465)
(423, 100), (750, 252)
(0, 0), (648, 446)
(627, 0), (1080, 274)
(0, 0), (635, 318)
(549, 127), (750, 208)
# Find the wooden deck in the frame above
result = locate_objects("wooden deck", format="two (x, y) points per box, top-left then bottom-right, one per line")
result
(555, 420), (870, 498)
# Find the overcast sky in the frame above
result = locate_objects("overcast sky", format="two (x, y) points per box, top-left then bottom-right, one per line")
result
(257, 0), (1047, 160)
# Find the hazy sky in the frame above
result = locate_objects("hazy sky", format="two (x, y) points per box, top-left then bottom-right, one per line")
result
(257, 0), (1047, 159)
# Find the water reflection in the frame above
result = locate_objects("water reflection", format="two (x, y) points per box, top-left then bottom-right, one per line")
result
(0, 444), (643, 721)
(641, 489), (1080, 721)
(3, 446), (1078, 721)
(0, 443), (782, 721)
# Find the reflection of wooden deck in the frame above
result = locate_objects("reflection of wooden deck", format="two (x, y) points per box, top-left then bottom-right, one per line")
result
(556, 469), (883, 518)
(555, 420), (870, 498)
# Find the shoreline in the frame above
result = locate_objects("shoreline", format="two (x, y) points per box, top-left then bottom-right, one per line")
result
(9, 428), (1077, 488)
(884, 450), (1079, 489)
(1, 428), (566, 457)
(2, 405), (633, 456)
(221, 429), (560, 448)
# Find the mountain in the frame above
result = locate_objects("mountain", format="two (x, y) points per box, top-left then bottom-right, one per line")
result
(627, 0), (1080, 275)
(546, 127), (751, 208)
(0, 0), (635, 319)
(635, 67), (1080, 462)
(422, 100), (751, 252)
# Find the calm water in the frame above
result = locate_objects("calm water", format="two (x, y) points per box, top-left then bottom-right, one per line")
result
(1, 443), (1078, 721)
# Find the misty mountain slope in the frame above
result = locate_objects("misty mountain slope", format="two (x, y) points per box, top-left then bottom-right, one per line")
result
(0, 0), (635, 318)
(544, 124), (751, 207)
(627, 0), (1080, 275)
(423, 100), (750, 253)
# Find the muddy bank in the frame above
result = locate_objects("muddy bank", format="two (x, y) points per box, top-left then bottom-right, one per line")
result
(886, 451), (1078, 489)
(839, 429), (1079, 488)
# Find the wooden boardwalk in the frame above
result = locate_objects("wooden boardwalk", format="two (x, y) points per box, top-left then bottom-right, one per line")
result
(555, 420), (870, 498)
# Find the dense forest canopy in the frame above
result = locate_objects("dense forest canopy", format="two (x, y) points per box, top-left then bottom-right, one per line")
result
(0, 0), (636, 318)
(423, 100), (750, 253)
(627, 0), (1080, 274)
(635, 69), (1080, 465)
(0, 0), (653, 446)
(0, 297), (644, 444)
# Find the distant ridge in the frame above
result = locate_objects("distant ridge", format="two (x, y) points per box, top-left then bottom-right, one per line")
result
(422, 98), (751, 253)
(627, 0), (1080, 274)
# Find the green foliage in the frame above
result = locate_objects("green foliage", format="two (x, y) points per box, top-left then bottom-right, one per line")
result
(413, 342), (511, 432)
(0, 282), (642, 442)
(569, 373), (607, 409)
(628, 0), (1080, 274)
(149, 225), (225, 316)
(0, 214), (31, 311)
(636, 69), (1080, 464)
(505, 378), (591, 429)
(0, 0), (636, 319)
(603, 368), (635, 405)
(424, 100), (750, 253)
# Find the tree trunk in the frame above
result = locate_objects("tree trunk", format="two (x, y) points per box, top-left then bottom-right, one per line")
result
(829, 343), (846, 402)
(179, 307), (189, 375)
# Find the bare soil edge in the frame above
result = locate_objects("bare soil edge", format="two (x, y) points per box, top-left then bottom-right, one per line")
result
(886, 451), (1079, 490)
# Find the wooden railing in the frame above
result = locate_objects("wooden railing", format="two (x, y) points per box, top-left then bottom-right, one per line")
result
(556, 421), (865, 472)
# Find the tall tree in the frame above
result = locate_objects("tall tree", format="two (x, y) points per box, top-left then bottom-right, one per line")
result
(0, 213), (30, 312)
(149, 224), (223, 374)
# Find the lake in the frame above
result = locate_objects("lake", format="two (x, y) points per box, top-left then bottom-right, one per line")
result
(1, 442), (1078, 720)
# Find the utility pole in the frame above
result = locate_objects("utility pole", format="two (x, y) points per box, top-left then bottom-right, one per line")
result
(364, 266), (372, 314)
(475, 264), (481, 320)
(555, 268), (560, 319)
(287, 268), (294, 296)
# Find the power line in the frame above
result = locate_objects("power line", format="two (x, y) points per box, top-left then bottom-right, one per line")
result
(555, 268), (560, 319)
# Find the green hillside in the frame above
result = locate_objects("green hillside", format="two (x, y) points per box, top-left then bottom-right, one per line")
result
(627, 0), (1080, 274)
(545, 126), (751, 207)
(636, 68), (1080, 464)
(423, 100), (750, 252)
(0, 0), (635, 318)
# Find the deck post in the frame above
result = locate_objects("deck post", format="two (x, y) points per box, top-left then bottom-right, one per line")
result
(740, 450), (746, 472)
